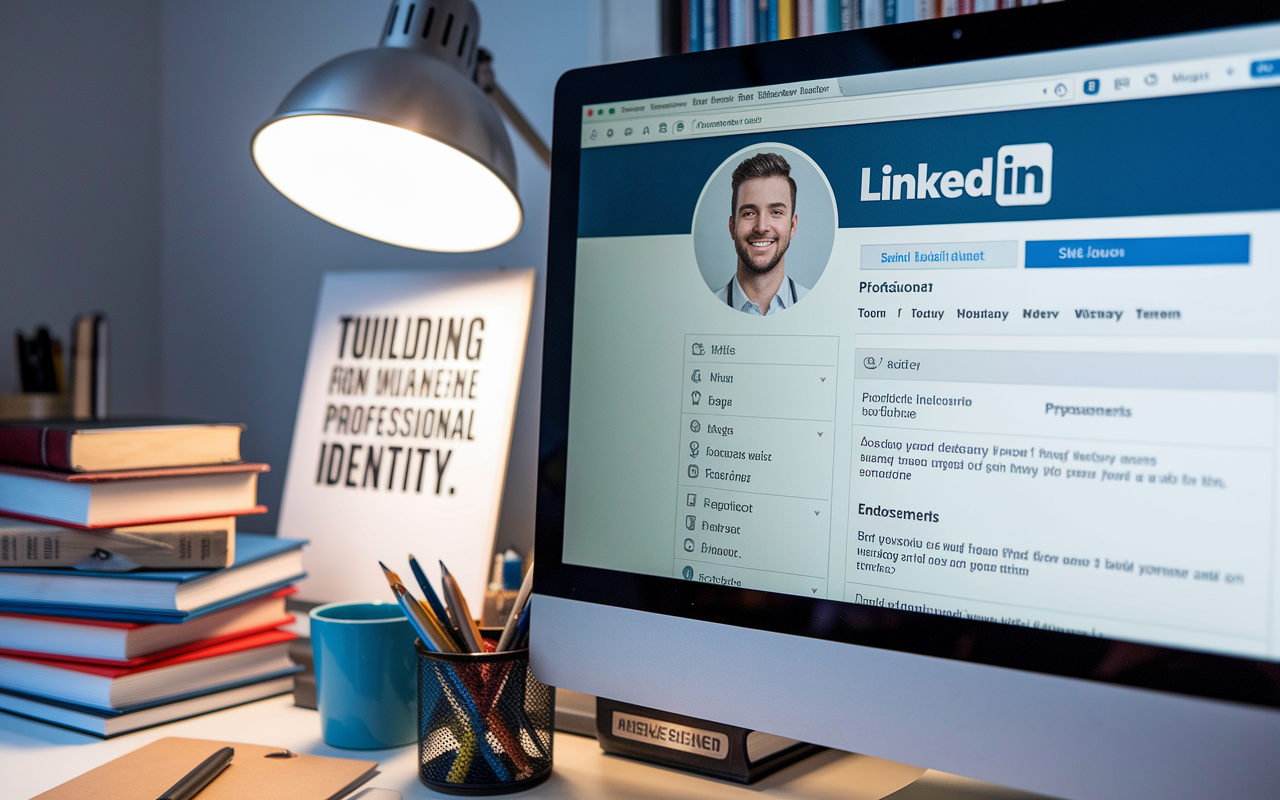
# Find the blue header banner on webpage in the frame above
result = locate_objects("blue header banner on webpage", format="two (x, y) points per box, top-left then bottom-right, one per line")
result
(577, 87), (1280, 238)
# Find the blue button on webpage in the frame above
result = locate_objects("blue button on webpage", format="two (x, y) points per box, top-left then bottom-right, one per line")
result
(1252, 59), (1280, 78)
(1025, 235), (1250, 268)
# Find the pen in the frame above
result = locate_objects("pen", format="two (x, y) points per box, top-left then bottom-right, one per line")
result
(512, 601), (531, 650)
(496, 561), (534, 652)
(157, 746), (233, 800)
(409, 554), (468, 652)
(379, 562), (462, 653)
(408, 553), (451, 630)
(439, 560), (485, 653)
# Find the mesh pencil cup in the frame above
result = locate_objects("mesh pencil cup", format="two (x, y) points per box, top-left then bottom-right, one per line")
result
(415, 633), (555, 794)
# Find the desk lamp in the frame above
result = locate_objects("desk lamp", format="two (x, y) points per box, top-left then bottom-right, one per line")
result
(252, 0), (551, 253)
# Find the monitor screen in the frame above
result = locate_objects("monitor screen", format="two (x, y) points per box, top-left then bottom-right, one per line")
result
(534, 4), (1280, 797)
(562, 16), (1280, 668)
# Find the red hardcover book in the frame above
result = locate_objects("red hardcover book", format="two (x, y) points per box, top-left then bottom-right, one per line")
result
(0, 587), (295, 665)
(0, 628), (297, 709)
(0, 462), (268, 528)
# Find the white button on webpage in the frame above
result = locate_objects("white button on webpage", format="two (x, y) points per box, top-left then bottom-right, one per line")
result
(861, 240), (1018, 270)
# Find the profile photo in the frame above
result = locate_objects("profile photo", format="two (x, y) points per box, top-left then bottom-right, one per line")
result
(692, 144), (836, 316)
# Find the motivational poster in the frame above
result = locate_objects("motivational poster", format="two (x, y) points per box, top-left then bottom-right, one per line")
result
(279, 269), (535, 608)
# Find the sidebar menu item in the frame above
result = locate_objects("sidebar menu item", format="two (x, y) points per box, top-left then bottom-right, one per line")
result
(675, 334), (839, 596)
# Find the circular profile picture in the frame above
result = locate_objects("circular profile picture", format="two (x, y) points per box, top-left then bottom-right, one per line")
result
(692, 143), (837, 316)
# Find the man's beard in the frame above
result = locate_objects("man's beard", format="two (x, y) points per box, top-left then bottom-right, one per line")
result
(734, 233), (791, 276)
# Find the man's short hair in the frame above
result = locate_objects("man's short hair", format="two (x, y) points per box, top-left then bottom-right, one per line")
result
(731, 152), (797, 216)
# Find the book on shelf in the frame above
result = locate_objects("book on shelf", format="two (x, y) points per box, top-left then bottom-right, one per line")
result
(0, 586), (293, 665)
(0, 418), (244, 472)
(665, 0), (1057, 51)
(0, 675), (296, 738)
(0, 627), (297, 710)
(0, 533), (305, 623)
(0, 516), (237, 570)
(15, 327), (62, 394)
(70, 313), (108, 420)
(0, 461), (267, 528)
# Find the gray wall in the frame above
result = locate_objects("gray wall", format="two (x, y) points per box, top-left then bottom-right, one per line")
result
(0, 0), (162, 414)
(160, 0), (658, 553)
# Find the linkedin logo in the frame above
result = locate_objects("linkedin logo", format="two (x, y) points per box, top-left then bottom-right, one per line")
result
(995, 143), (1053, 207)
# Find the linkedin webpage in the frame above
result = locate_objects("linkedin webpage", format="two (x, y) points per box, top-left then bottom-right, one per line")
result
(562, 32), (1280, 660)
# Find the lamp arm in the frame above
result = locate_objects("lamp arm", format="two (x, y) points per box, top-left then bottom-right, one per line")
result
(474, 49), (552, 168)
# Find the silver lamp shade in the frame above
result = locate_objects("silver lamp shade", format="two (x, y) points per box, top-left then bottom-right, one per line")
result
(251, 0), (522, 252)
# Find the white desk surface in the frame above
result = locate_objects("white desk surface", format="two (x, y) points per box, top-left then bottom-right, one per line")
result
(1, 696), (1052, 800)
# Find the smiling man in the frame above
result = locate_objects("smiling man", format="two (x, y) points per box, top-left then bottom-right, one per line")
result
(715, 152), (810, 316)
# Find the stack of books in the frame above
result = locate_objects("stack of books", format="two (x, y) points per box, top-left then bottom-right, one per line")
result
(0, 420), (306, 737)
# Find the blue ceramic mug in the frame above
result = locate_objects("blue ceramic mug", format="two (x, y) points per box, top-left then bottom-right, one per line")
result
(310, 600), (418, 749)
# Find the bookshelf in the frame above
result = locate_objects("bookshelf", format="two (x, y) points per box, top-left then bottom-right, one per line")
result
(661, 0), (1064, 55)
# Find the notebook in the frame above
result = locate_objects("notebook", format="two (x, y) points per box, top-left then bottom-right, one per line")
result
(32, 737), (378, 799)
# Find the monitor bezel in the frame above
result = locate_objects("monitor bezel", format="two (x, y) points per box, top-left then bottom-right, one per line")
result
(536, 0), (1280, 711)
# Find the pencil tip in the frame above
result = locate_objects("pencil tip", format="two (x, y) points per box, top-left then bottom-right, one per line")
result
(438, 560), (450, 575)
(378, 561), (389, 571)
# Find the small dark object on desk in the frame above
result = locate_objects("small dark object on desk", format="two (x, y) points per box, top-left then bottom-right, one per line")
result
(156, 746), (233, 800)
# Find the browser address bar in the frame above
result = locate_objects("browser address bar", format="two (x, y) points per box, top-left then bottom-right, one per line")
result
(684, 77), (1075, 137)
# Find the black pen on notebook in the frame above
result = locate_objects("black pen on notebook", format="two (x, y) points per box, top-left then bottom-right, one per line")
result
(157, 746), (233, 800)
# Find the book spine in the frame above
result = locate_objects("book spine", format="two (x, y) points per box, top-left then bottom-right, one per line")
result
(940, 0), (959, 16)
(768, 0), (779, 40)
(0, 530), (232, 569)
(778, 0), (794, 38)
(812, 0), (827, 34)
(862, 0), (884, 27)
(958, 0), (973, 14)
(885, 0), (897, 23)
(704, 0), (717, 48)
(0, 428), (74, 471)
(840, 0), (861, 29)
(743, 0), (755, 43)
(680, 0), (691, 52)
(758, 0), (769, 40)
(798, 0), (813, 36)
(718, 0), (730, 46)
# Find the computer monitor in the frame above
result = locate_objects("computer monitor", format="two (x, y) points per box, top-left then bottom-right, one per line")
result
(531, 2), (1280, 797)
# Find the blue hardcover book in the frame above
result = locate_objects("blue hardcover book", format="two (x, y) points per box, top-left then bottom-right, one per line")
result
(729, 0), (744, 46)
(0, 533), (306, 623)
(0, 669), (300, 737)
(690, 0), (703, 51)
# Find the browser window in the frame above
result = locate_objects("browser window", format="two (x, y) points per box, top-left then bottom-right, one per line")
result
(562, 23), (1280, 661)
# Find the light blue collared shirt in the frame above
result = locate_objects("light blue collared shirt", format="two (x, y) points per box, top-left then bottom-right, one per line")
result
(713, 272), (810, 316)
